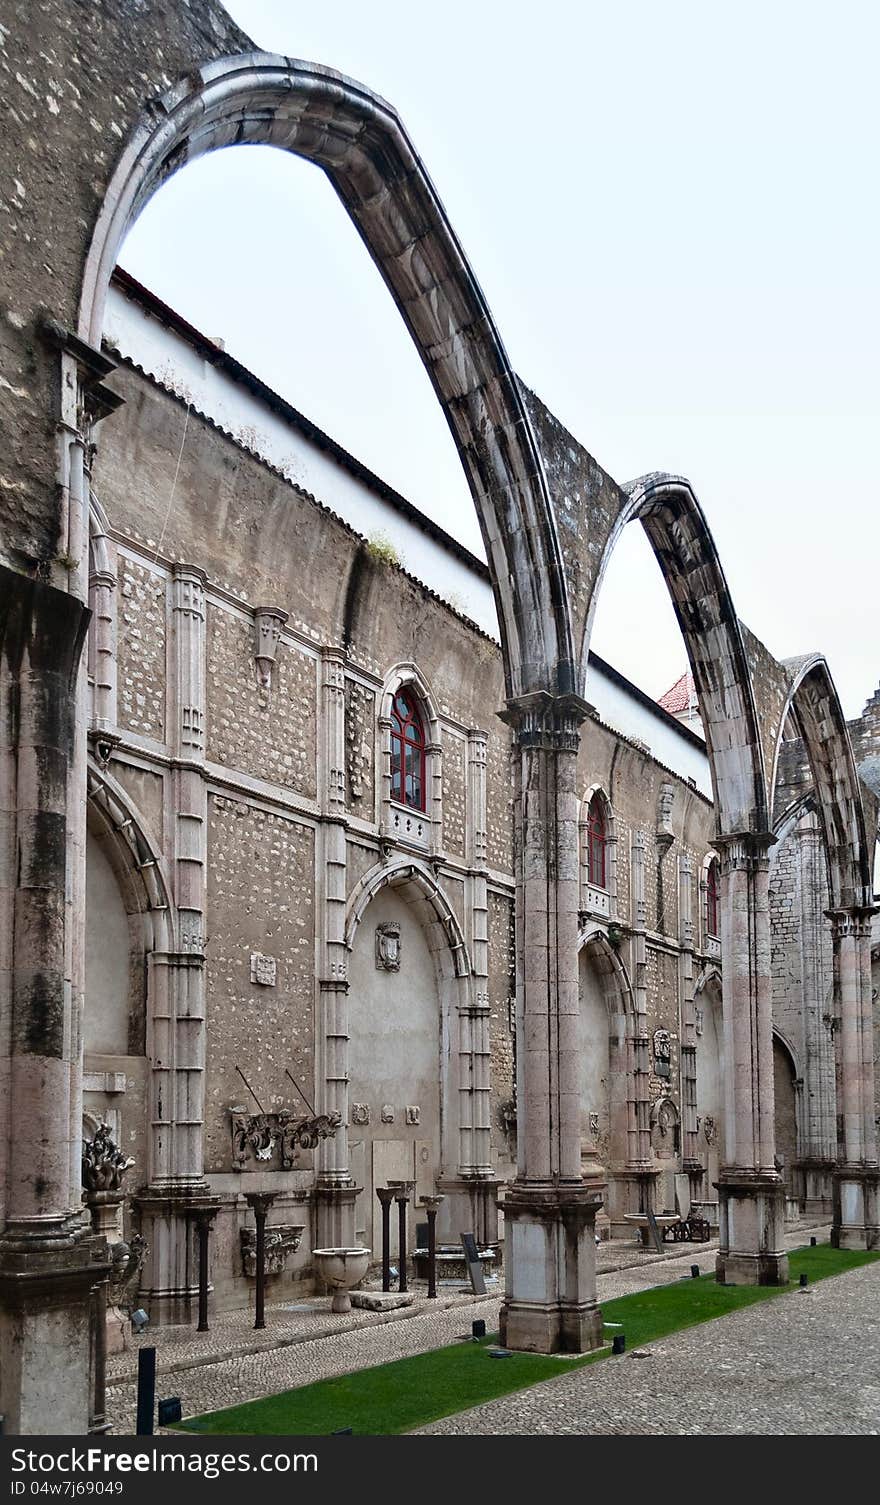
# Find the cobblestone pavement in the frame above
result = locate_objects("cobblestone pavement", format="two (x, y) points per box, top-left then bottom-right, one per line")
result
(418, 1259), (880, 1436)
(106, 1222), (831, 1433)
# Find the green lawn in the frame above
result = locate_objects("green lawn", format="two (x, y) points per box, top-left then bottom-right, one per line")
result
(177, 1244), (878, 1436)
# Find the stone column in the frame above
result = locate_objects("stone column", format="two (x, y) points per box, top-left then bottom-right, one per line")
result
(498, 693), (604, 1355)
(315, 647), (356, 1250)
(796, 817), (835, 1209)
(0, 566), (111, 1434)
(714, 832), (788, 1285)
(829, 907), (879, 1249)
(89, 561), (117, 735)
(630, 831), (653, 1191)
(678, 854), (700, 1190)
(136, 567), (209, 1322)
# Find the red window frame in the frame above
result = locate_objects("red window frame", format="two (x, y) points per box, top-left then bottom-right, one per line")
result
(390, 688), (426, 812)
(586, 794), (607, 889)
(706, 859), (719, 937)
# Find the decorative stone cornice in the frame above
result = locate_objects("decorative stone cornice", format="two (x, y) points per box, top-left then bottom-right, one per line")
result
(711, 830), (776, 874)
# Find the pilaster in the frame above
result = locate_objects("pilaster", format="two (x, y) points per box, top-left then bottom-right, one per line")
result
(828, 906), (880, 1249)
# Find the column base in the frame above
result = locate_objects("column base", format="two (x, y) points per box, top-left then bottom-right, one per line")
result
(0, 1232), (111, 1435)
(714, 1169), (789, 1286)
(314, 1181), (360, 1250)
(436, 1175), (500, 1248)
(132, 1187), (224, 1326)
(498, 1181), (605, 1354)
(830, 1166), (880, 1251)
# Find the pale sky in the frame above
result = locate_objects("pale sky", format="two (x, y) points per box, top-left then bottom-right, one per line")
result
(118, 0), (879, 719)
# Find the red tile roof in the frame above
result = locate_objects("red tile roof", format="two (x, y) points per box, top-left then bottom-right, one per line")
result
(658, 671), (696, 715)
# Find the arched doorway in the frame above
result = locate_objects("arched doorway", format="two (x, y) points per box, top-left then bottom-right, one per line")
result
(578, 929), (633, 1233)
(773, 1032), (800, 1217)
(694, 968), (723, 1226)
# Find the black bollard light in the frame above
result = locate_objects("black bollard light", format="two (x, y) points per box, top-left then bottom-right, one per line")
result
(135, 1346), (156, 1436)
(810, 1236), (817, 1247)
(799, 1272), (809, 1287)
(472, 1318), (486, 1339)
(691, 1264), (700, 1278)
(612, 1333), (626, 1355)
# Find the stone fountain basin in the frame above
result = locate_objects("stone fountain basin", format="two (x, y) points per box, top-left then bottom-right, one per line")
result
(312, 1247), (370, 1312)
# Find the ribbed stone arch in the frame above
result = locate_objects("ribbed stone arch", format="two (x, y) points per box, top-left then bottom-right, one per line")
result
(772, 654), (873, 911)
(77, 51), (574, 701)
(86, 761), (174, 953)
(345, 857), (471, 980)
(580, 472), (767, 834)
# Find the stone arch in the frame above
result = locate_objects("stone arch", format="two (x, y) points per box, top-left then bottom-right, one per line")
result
(772, 654), (873, 911)
(577, 924), (636, 1221)
(581, 473), (767, 834)
(344, 858), (486, 1244)
(86, 761), (174, 955)
(772, 1027), (801, 1202)
(77, 52), (574, 701)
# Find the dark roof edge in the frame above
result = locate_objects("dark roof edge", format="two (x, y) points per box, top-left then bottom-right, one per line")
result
(587, 650), (708, 754)
(110, 265), (491, 581)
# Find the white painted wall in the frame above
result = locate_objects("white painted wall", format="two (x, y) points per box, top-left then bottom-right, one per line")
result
(85, 833), (131, 1055)
(105, 283), (713, 794)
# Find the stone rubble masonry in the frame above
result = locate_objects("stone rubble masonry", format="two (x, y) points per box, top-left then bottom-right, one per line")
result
(116, 557), (166, 740)
(206, 602), (317, 799)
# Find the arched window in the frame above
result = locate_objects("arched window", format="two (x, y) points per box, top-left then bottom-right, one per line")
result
(390, 688), (426, 811)
(705, 858), (719, 938)
(586, 793), (607, 889)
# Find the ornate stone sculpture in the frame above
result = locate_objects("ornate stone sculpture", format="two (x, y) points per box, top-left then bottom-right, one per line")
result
(375, 920), (401, 971)
(703, 1114), (718, 1146)
(230, 1108), (341, 1170)
(253, 605), (289, 691)
(351, 1103), (371, 1126)
(652, 1027), (672, 1079)
(240, 1223), (304, 1278)
(82, 1122), (135, 1193)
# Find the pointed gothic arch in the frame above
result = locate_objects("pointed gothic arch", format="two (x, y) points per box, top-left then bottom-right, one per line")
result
(78, 52), (574, 702)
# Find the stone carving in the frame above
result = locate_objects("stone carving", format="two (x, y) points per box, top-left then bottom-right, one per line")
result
(703, 1114), (718, 1146)
(381, 1104), (395, 1123)
(650, 1096), (680, 1159)
(351, 1103), (371, 1126)
(695, 1005), (704, 1037)
(253, 605), (289, 690)
(375, 920), (401, 971)
(652, 1028), (672, 1079)
(656, 782), (675, 849)
(240, 1222), (304, 1278)
(250, 951), (277, 987)
(108, 1232), (148, 1314)
(230, 1108), (341, 1170)
(405, 1105), (420, 1126)
(588, 1111), (600, 1139)
(82, 1123), (135, 1193)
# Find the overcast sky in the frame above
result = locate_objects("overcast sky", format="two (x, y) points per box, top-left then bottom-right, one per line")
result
(118, 0), (879, 719)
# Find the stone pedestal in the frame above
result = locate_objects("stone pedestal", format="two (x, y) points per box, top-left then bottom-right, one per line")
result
(436, 1174), (499, 1248)
(830, 1167), (880, 1251)
(499, 1182), (605, 1354)
(0, 1234), (111, 1436)
(715, 1170), (789, 1285)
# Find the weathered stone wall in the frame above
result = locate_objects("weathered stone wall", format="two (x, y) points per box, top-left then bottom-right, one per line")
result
(204, 796), (315, 1170)
(441, 730), (466, 858)
(0, 0), (250, 570)
(345, 678), (376, 816)
(116, 557), (166, 740)
(206, 604), (317, 798)
(487, 890), (516, 1179)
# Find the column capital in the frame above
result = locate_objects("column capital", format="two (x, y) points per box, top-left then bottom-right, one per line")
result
(825, 906), (878, 939)
(499, 691), (594, 750)
(711, 830), (776, 872)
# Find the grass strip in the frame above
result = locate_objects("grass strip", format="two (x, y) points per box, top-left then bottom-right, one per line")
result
(177, 1244), (878, 1435)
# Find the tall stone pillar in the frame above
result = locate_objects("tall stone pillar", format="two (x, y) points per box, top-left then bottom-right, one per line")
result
(136, 566), (211, 1323)
(438, 728), (497, 1243)
(629, 831), (653, 1188)
(678, 854), (700, 1190)
(795, 817), (835, 1209)
(714, 833), (788, 1285)
(0, 566), (110, 1433)
(498, 693), (604, 1355)
(829, 907), (879, 1249)
(315, 647), (356, 1249)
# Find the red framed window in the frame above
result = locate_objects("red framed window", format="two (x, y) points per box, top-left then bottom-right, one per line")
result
(586, 793), (607, 889)
(706, 859), (719, 937)
(390, 688), (426, 811)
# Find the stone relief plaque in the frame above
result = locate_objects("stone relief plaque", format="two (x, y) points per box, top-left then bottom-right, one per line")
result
(375, 921), (401, 971)
(381, 1104), (395, 1123)
(405, 1105), (421, 1126)
(250, 952), (277, 987)
(351, 1103), (371, 1126)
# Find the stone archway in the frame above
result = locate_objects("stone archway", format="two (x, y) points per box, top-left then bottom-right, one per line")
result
(771, 655), (878, 1248)
(577, 928), (636, 1235)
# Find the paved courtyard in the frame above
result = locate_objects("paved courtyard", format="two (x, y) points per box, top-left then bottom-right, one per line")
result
(105, 1222), (859, 1434)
